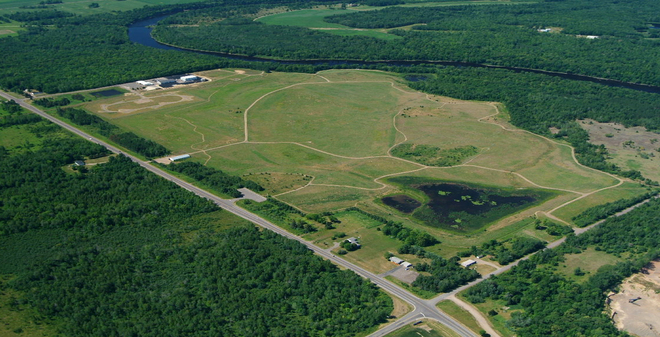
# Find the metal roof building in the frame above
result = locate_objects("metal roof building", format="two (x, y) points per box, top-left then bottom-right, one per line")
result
(169, 154), (191, 161)
(389, 257), (404, 264)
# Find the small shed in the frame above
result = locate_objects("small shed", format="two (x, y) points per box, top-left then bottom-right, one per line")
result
(461, 259), (477, 268)
(169, 154), (191, 162)
(74, 160), (85, 166)
(402, 262), (413, 268)
(389, 256), (404, 264)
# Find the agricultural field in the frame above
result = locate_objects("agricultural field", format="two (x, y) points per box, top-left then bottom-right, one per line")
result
(69, 68), (647, 266)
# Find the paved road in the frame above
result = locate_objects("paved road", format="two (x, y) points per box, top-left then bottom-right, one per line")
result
(7, 90), (654, 337)
(0, 91), (477, 337)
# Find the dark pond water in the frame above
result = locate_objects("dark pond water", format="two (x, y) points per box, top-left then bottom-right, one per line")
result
(417, 183), (535, 217)
(129, 15), (660, 94)
(90, 89), (123, 97)
(382, 194), (422, 213)
(381, 183), (539, 232)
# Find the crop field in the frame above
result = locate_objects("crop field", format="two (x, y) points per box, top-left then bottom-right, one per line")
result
(75, 68), (645, 262)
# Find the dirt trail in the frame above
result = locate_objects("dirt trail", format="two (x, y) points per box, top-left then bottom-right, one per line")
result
(446, 295), (501, 337)
(187, 72), (624, 215)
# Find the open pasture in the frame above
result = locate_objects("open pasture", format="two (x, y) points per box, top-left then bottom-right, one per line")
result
(83, 69), (625, 243)
(256, 9), (400, 40)
(247, 81), (407, 157)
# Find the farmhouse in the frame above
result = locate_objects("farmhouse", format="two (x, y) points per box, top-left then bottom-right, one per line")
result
(346, 237), (361, 247)
(461, 259), (477, 268)
(169, 154), (191, 162)
(389, 256), (404, 264)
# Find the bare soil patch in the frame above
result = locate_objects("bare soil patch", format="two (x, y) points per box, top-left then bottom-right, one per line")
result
(579, 119), (660, 181)
(609, 260), (660, 337)
(580, 119), (659, 155)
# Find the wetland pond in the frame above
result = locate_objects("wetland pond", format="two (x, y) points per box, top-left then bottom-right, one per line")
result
(383, 180), (551, 233)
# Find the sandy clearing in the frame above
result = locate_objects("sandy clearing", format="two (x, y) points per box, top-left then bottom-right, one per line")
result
(609, 260), (660, 337)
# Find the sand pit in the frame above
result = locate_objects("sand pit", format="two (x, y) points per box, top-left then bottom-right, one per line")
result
(609, 260), (660, 337)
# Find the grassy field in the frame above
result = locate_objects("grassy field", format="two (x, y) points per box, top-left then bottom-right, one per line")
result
(58, 68), (630, 271)
(0, 19), (23, 37)
(552, 247), (623, 282)
(387, 319), (462, 337)
(436, 300), (481, 335)
(462, 297), (516, 337)
(247, 81), (404, 157)
(256, 9), (401, 40)
(551, 181), (649, 223)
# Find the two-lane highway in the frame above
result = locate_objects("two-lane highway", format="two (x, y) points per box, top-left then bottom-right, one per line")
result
(1, 91), (477, 337)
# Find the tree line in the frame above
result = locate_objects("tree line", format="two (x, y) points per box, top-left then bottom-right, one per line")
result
(56, 107), (170, 158)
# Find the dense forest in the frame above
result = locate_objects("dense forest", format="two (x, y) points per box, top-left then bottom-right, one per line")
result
(2, 0), (660, 180)
(463, 198), (660, 336)
(154, 0), (660, 86)
(0, 114), (392, 336)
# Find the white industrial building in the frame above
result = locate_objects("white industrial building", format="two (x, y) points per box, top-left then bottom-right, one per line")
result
(180, 75), (199, 83)
(155, 78), (176, 85)
(169, 154), (191, 162)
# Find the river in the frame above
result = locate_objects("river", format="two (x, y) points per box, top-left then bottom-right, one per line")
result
(129, 16), (660, 94)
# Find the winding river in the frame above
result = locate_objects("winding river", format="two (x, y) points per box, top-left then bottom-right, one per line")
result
(129, 16), (660, 94)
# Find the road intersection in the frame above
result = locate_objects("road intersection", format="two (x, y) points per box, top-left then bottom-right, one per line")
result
(1, 90), (477, 337)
